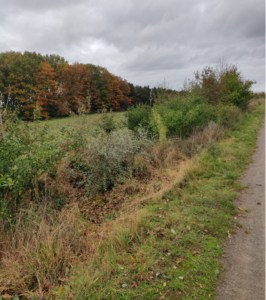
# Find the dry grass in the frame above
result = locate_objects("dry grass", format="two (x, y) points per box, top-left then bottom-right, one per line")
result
(0, 195), (149, 299)
(53, 154), (75, 198)
(152, 142), (179, 168)
(0, 205), (147, 298)
(248, 98), (265, 111)
(58, 209), (148, 299)
(124, 158), (194, 211)
(177, 121), (224, 157)
(0, 204), (97, 298)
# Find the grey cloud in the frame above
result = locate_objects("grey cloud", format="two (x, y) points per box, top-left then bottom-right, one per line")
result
(0, 0), (264, 91)
(3, 0), (89, 12)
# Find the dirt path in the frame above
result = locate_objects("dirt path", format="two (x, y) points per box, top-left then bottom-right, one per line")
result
(215, 118), (265, 299)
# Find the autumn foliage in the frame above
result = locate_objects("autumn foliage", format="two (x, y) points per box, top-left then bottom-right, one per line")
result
(0, 51), (133, 119)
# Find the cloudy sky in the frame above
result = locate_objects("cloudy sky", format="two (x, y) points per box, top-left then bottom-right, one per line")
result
(0, 0), (265, 91)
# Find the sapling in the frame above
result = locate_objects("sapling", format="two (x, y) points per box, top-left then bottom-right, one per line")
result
(0, 85), (11, 139)
(33, 97), (41, 121)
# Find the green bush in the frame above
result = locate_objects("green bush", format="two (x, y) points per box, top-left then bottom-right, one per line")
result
(125, 72), (245, 137)
(187, 62), (254, 109)
(0, 124), (63, 216)
(150, 96), (241, 137)
(220, 71), (253, 109)
(98, 110), (117, 134)
(151, 96), (215, 137)
(125, 104), (152, 131)
(213, 103), (240, 128)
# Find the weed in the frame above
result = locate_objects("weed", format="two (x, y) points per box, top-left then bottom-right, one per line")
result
(236, 221), (242, 228)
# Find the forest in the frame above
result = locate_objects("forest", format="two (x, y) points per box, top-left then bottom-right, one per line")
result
(0, 51), (179, 120)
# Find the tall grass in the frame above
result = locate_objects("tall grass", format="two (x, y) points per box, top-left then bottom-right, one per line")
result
(0, 204), (95, 297)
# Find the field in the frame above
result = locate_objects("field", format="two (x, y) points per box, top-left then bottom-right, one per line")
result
(28, 111), (126, 136)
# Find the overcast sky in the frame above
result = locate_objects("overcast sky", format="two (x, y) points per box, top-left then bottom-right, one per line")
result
(0, 0), (265, 91)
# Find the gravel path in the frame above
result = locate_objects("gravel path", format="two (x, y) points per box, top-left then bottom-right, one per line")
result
(215, 118), (265, 299)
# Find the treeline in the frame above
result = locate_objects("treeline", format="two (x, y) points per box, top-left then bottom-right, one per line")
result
(0, 51), (181, 119)
(128, 83), (184, 106)
(0, 51), (134, 119)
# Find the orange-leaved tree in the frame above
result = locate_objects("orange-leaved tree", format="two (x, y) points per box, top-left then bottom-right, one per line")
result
(117, 77), (133, 110)
(33, 61), (57, 119)
(61, 63), (92, 114)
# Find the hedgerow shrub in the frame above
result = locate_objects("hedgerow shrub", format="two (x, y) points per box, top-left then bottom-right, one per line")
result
(150, 96), (240, 137)
(187, 61), (254, 109)
(0, 123), (63, 216)
(258, 92), (265, 98)
(213, 103), (240, 128)
(151, 96), (215, 137)
(73, 128), (154, 196)
(125, 104), (152, 131)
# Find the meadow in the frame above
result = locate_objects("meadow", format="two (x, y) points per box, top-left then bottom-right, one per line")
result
(0, 61), (265, 299)
(28, 111), (126, 137)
